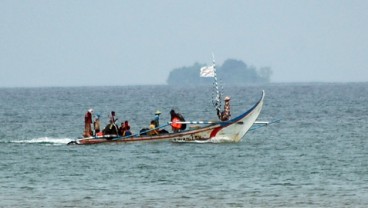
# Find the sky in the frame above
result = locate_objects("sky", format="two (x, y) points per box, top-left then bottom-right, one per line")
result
(0, 0), (367, 87)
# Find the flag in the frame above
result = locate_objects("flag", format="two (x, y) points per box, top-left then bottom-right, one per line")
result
(200, 65), (215, 77)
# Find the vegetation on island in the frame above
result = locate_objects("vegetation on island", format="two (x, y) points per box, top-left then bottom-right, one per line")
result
(166, 59), (272, 85)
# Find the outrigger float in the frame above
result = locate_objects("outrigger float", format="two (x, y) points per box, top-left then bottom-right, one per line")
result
(68, 55), (272, 145)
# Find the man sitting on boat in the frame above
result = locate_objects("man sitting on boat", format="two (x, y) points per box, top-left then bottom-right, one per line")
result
(103, 119), (118, 135)
(118, 122), (125, 136)
(148, 120), (159, 136)
(123, 126), (132, 137)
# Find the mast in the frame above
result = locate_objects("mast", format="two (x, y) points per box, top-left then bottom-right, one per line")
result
(199, 53), (223, 119)
(211, 53), (222, 119)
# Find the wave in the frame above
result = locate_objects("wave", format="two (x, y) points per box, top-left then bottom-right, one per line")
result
(210, 136), (236, 143)
(11, 137), (73, 145)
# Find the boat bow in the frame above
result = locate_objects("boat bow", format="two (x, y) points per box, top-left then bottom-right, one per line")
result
(208, 90), (265, 142)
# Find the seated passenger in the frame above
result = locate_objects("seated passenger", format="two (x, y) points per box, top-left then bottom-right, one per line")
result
(124, 126), (132, 137)
(119, 122), (125, 136)
(148, 120), (159, 136)
(103, 120), (118, 135)
(123, 120), (130, 131)
(170, 109), (186, 132)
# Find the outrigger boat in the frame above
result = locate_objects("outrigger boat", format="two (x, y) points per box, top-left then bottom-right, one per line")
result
(68, 91), (265, 145)
(68, 55), (268, 145)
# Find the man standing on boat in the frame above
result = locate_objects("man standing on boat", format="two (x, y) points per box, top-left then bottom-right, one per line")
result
(93, 114), (100, 135)
(154, 110), (161, 128)
(84, 108), (93, 137)
(109, 111), (117, 123)
(220, 96), (231, 121)
(105, 111), (118, 135)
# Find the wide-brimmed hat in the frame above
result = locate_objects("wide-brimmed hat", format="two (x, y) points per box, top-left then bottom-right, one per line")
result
(224, 96), (231, 101)
(155, 110), (161, 115)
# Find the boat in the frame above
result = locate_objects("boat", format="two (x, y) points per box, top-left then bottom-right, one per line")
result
(68, 55), (267, 145)
(68, 90), (265, 145)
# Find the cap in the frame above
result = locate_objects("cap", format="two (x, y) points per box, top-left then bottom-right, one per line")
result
(88, 108), (94, 113)
(155, 110), (161, 115)
(224, 96), (231, 101)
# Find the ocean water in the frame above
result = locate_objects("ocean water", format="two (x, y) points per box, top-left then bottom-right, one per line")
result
(0, 83), (367, 207)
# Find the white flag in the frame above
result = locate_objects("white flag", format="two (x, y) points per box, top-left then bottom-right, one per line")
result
(200, 65), (215, 77)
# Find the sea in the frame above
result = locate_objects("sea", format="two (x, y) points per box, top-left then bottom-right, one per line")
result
(0, 83), (367, 207)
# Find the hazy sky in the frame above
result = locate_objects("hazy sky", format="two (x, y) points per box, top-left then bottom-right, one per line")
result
(1, 0), (367, 87)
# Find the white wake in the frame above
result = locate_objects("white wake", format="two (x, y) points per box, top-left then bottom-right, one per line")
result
(12, 137), (73, 145)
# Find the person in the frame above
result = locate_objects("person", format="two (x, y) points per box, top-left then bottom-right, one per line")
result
(170, 109), (182, 133)
(124, 126), (132, 137)
(123, 120), (130, 131)
(220, 96), (231, 121)
(148, 120), (159, 136)
(103, 119), (118, 135)
(154, 110), (161, 128)
(83, 108), (93, 137)
(153, 110), (169, 134)
(93, 114), (101, 135)
(109, 111), (117, 123)
(119, 122), (125, 136)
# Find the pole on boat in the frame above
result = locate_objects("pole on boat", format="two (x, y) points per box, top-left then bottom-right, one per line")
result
(168, 121), (218, 125)
(254, 121), (270, 125)
(200, 54), (222, 119)
(210, 53), (222, 119)
(249, 119), (282, 131)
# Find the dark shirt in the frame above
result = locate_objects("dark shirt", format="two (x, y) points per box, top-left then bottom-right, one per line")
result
(85, 112), (92, 124)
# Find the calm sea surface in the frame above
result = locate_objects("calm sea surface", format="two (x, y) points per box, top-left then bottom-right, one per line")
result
(0, 83), (367, 207)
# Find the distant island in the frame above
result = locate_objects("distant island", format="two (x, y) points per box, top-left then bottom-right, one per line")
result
(167, 59), (272, 85)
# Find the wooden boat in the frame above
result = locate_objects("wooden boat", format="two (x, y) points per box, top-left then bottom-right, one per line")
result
(68, 90), (265, 145)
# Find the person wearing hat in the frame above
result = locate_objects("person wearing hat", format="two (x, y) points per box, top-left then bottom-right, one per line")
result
(153, 110), (161, 128)
(84, 108), (93, 137)
(220, 96), (231, 121)
(154, 110), (169, 134)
